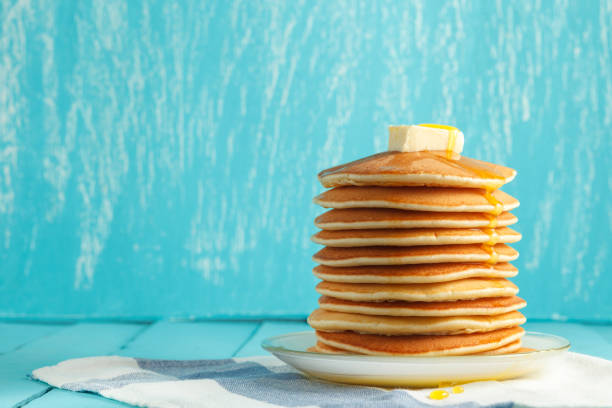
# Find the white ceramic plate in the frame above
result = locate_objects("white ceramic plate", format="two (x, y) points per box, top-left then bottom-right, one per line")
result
(262, 331), (569, 387)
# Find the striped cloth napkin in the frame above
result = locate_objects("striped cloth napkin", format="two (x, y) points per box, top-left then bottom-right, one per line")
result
(32, 353), (612, 408)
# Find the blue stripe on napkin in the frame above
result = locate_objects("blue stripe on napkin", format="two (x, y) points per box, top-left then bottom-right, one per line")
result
(60, 358), (508, 408)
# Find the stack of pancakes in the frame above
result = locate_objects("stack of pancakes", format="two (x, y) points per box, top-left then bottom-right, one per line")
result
(307, 150), (526, 356)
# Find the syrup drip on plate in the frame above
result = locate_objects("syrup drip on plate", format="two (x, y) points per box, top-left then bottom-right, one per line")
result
(428, 385), (465, 400)
(428, 389), (450, 400)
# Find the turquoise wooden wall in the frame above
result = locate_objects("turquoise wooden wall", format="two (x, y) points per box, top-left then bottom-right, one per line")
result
(1, 0), (610, 321)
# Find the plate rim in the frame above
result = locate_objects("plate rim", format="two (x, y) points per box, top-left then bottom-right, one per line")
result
(261, 330), (570, 361)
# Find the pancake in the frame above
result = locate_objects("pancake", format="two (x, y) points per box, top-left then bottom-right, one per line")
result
(309, 308), (525, 336)
(315, 278), (518, 302)
(315, 209), (517, 230)
(309, 341), (351, 354)
(313, 263), (518, 283)
(318, 295), (526, 316)
(312, 226), (521, 247)
(310, 338), (523, 355)
(315, 326), (525, 356)
(313, 244), (519, 266)
(313, 187), (519, 213)
(318, 151), (516, 189)
(477, 339), (522, 355)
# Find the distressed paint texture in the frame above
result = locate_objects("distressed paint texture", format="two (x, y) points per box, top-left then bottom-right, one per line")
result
(0, 0), (610, 320)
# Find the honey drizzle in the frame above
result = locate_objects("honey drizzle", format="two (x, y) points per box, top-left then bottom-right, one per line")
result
(483, 187), (503, 216)
(484, 213), (498, 228)
(481, 228), (499, 246)
(481, 185), (502, 264)
(481, 243), (499, 264)
(419, 123), (458, 131)
(428, 384), (465, 400)
(417, 151), (506, 190)
(446, 129), (458, 159)
(428, 389), (450, 400)
(415, 125), (507, 264)
(452, 386), (465, 394)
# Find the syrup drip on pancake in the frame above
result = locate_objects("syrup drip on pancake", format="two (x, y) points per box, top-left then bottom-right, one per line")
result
(481, 228), (500, 262)
(483, 188), (504, 215)
(484, 213), (498, 228)
(479, 189), (502, 262)
(481, 243), (499, 264)
(416, 145), (507, 264)
(481, 228), (500, 246)
(410, 125), (508, 205)
(403, 151), (508, 191)
(480, 188), (503, 263)
(421, 137), (507, 264)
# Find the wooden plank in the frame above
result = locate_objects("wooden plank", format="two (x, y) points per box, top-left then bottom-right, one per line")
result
(117, 320), (259, 359)
(0, 322), (65, 354)
(234, 320), (310, 358)
(524, 321), (612, 360)
(0, 323), (144, 407)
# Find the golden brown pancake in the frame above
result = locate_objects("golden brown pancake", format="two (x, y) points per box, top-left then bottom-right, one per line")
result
(477, 339), (522, 355)
(312, 226), (521, 247)
(308, 309), (525, 335)
(309, 341), (352, 354)
(313, 187), (519, 213)
(313, 244), (518, 266)
(318, 295), (526, 316)
(318, 151), (516, 189)
(313, 263), (518, 283)
(315, 326), (525, 356)
(315, 209), (517, 230)
(315, 278), (518, 302)
(310, 338), (523, 355)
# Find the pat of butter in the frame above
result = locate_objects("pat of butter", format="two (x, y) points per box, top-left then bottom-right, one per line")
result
(388, 124), (464, 154)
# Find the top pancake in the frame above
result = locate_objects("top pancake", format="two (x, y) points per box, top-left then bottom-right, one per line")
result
(315, 208), (517, 230)
(318, 151), (516, 189)
(314, 187), (519, 213)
